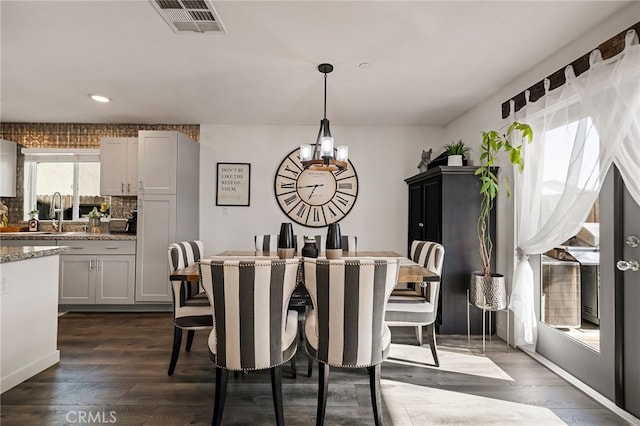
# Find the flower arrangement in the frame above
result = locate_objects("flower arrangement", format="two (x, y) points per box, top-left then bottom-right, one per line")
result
(87, 207), (103, 219)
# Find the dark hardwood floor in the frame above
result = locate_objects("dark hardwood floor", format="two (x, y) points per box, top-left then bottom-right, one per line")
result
(0, 313), (631, 425)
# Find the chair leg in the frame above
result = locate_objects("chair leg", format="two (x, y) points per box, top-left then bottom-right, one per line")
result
(271, 365), (284, 426)
(316, 363), (329, 426)
(167, 326), (182, 376)
(290, 353), (297, 379)
(415, 325), (423, 346)
(185, 330), (195, 352)
(426, 323), (439, 367)
(307, 354), (313, 377)
(368, 364), (383, 426)
(212, 367), (228, 426)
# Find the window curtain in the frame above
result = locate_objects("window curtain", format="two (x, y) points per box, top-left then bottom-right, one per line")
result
(510, 29), (640, 349)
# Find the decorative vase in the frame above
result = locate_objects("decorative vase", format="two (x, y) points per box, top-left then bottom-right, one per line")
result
(470, 272), (507, 310)
(278, 222), (295, 259)
(28, 216), (39, 232)
(301, 237), (319, 258)
(447, 154), (463, 166)
(326, 222), (342, 260)
(89, 217), (101, 234)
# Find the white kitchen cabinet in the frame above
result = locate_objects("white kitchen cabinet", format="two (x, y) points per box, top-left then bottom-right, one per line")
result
(135, 194), (176, 302)
(100, 137), (138, 196)
(136, 131), (199, 303)
(1, 139), (17, 197)
(59, 240), (136, 305)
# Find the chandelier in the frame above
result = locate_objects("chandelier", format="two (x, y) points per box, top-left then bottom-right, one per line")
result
(300, 63), (348, 172)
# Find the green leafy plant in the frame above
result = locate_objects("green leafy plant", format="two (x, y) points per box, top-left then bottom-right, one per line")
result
(443, 139), (470, 156)
(87, 207), (103, 219)
(475, 122), (533, 277)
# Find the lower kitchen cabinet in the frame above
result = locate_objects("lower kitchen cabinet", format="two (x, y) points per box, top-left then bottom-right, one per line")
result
(59, 240), (135, 305)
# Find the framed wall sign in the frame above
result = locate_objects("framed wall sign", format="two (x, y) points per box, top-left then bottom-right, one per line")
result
(216, 163), (251, 206)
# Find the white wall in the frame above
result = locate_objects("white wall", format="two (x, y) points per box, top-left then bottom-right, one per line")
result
(445, 3), (640, 340)
(199, 124), (444, 256)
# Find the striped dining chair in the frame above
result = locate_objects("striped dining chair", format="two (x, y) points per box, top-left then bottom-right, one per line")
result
(167, 240), (212, 376)
(199, 258), (300, 426)
(385, 240), (445, 367)
(254, 234), (279, 253)
(303, 257), (399, 426)
(341, 235), (358, 253)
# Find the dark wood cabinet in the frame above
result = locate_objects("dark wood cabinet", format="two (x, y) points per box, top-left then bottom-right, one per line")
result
(406, 166), (496, 335)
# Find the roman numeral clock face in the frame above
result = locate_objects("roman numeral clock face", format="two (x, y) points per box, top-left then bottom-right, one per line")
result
(274, 148), (359, 227)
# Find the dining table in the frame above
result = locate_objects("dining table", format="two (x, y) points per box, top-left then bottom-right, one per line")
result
(169, 250), (440, 283)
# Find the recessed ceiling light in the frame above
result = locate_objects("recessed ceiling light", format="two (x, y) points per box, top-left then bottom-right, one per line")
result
(89, 94), (111, 103)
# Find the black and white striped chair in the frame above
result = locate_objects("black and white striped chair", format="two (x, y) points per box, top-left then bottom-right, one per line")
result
(254, 234), (278, 253)
(199, 258), (300, 426)
(385, 241), (445, 367)
(303, 258), (399, 426)
(341, 235), (358, 253)
(167, 240), (212, 376)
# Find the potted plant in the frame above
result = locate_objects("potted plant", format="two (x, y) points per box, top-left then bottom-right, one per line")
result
(443, 140), (470, 166)
(471, 122), (532, 310)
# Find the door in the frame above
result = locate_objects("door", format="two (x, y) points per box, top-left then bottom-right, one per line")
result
(135, 194), (176, 302)
(138, 131), (177, 195)
(100, 138), (128, 196)
(126, 138), (138, 196)
(59, 255), (95, 304)
(407, 183), (423, 255)
(96, 255), (135, 304)
(617, 171), (640, 417)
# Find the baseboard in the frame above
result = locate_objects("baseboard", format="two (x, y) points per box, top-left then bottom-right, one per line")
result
(522, 347), (640, 425)
(58, 304), (172, 312)
(1, 350), (60, 394)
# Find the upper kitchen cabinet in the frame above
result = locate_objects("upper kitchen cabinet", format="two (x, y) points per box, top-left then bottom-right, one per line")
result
(100, 137), (138, 196)
(138, 131), (198, 195)
(1, 139), (17, 197)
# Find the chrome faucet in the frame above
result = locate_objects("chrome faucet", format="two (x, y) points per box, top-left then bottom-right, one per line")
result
(50, 191), (64, 232)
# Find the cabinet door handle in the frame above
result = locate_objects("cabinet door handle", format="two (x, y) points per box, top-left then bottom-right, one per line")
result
(418, 222), (424, 228)
(106, 246), (119, 250)
(96, 260), (100, 271)
(89, 259), (93, 270)
(127, 183), (131, 193)
(70, 246), (84, 250)
(139, 180), (143, 191)
(121, 183), (125, 193)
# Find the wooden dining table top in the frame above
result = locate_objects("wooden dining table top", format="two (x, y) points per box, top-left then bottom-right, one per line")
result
(170, 250), (439, 283)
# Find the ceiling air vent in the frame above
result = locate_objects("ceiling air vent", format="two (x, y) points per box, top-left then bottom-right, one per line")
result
(150, 0), (226, 34)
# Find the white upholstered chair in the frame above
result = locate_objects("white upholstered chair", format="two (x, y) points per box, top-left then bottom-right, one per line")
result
(199, 258), (299, 426)
(303, 257), (399, 426)
(167, 240), (212, 376)
(385, 241), (445, 367)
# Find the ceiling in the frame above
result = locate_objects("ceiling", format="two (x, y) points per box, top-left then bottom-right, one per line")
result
(0, 1), (631, 126)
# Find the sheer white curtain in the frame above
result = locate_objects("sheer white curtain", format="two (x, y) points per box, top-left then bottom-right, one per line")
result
(510, 29), (640, 349)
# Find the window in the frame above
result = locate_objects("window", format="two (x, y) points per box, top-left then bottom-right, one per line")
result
(22, 148), (110, 221)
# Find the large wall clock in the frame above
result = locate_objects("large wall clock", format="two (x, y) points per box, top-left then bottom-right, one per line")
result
(274, 148), (359, 227)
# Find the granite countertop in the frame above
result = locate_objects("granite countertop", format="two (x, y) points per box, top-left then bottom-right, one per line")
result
(0, 232), (136, 241)
(0, 245), (71, 263)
